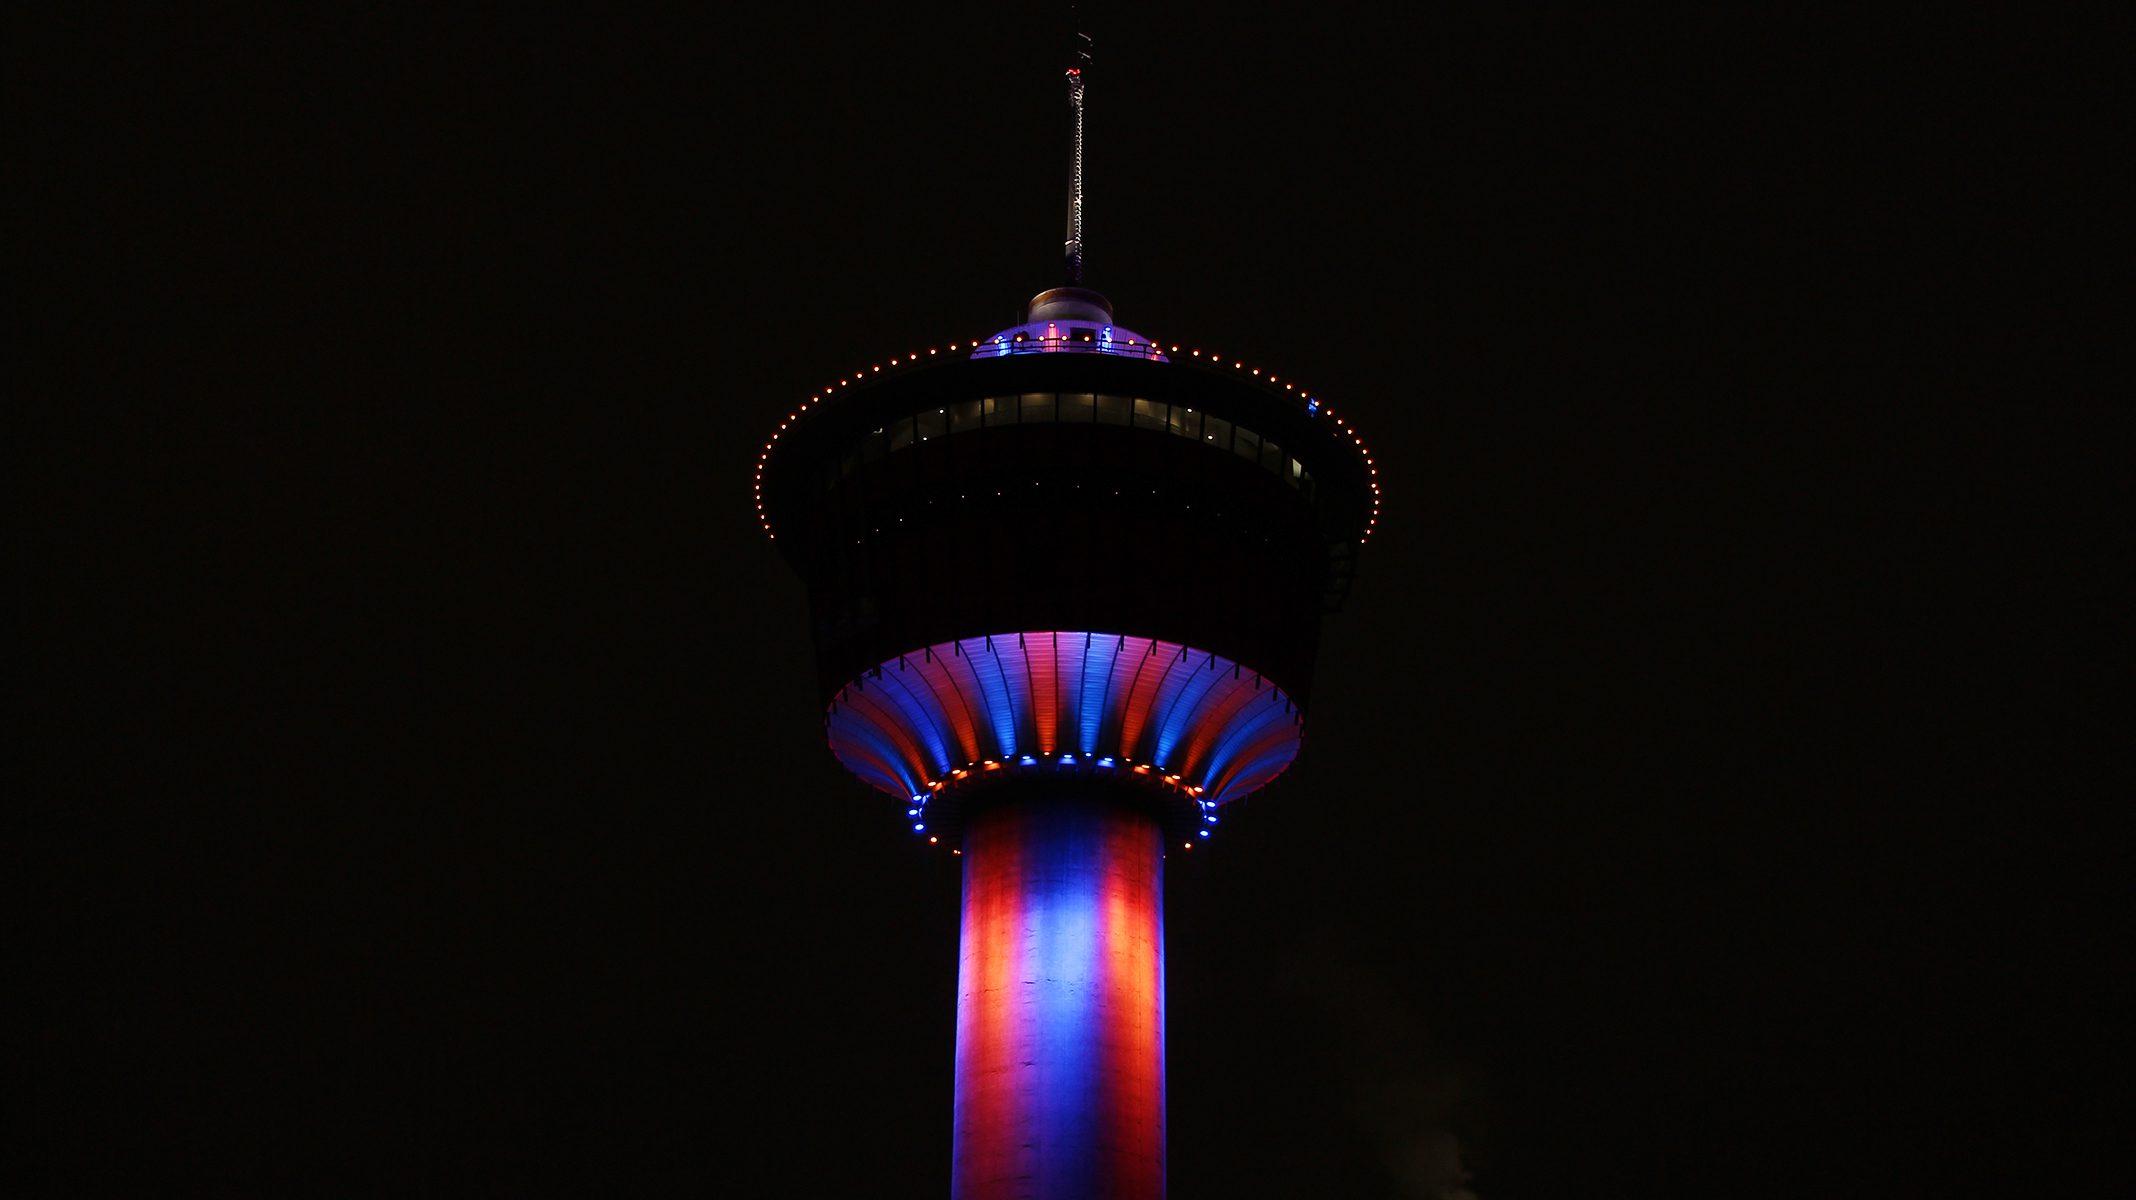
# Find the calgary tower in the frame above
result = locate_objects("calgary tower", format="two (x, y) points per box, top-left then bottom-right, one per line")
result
(753, 23), (1380, 1199)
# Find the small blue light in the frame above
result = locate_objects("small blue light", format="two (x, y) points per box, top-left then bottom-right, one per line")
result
(913, 823), (926, 832)
(1060, 754), (1076, 765)
(908, 808), (920, 817)
(1020, 754), (1037, 765)
(1197, 830), (1211, 838)
(1096, 757), (1114, 767)
(1307, 398), (1321, 414)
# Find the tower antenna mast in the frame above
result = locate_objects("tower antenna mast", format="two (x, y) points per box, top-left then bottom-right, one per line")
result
(1063, 14), (1092, 285)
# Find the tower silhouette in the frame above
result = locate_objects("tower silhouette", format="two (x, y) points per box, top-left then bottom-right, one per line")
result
(753, 28), (1379, 1199)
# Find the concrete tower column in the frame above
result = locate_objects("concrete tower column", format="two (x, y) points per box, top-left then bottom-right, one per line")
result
(952, 796), (1166, 1200)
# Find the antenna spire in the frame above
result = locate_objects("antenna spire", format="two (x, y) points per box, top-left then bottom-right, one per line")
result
(1063, 18), (1092, 285)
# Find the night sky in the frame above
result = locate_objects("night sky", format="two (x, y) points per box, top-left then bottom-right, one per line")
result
(16, 7), (2120, 1198)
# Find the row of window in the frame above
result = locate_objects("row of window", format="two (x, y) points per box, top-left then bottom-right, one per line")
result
(836, 394), (1316, 498)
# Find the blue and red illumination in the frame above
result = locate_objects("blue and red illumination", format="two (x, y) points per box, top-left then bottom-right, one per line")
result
(974, 320), (1168, 361)
(826, 632), (1303, 830)
(954, 798), (1165, 1199)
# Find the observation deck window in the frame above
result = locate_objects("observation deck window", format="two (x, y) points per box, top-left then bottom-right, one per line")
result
(825, 393), (1325, 504)
(1203, 415), (1232, 451)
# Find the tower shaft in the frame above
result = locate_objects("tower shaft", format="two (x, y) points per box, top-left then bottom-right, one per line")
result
(953, 795), (1166, 1200)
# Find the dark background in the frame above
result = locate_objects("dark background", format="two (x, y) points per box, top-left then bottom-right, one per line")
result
(13, 6), (2122, 1198)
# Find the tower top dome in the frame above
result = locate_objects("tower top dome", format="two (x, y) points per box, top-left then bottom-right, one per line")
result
(1024, 286), (1113, 323)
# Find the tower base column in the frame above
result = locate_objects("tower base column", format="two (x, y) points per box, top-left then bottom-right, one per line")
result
(952, 795), (1166, 1200)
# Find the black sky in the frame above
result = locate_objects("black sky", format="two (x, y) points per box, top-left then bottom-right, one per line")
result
(13, 6), (2124, 1198)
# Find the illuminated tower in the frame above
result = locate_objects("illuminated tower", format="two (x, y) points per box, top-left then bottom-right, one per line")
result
(752, 28), (1379, 1200)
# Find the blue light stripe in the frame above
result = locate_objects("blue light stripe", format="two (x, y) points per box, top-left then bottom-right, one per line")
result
(879, 664), (956, 776)
(1213, 734), (1300, 802)
(1102, 636), (1157, 754)
(1161, 649), (1230, 760)
(835, 682), (926, 776)
(971, 638), (1020, 758)
(829, 705), (920, 796)
(1076, 632), (1106, 755)
(1201, 691), (1289, 791)
(1151, 649), (1224, 768)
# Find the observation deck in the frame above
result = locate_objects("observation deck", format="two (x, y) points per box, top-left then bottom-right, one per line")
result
(756, 299), (1380, 847)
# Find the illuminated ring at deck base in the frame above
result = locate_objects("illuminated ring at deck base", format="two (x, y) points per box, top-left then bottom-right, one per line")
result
(826, 631), (1304, 844)
(911, 764), (1210, 848)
